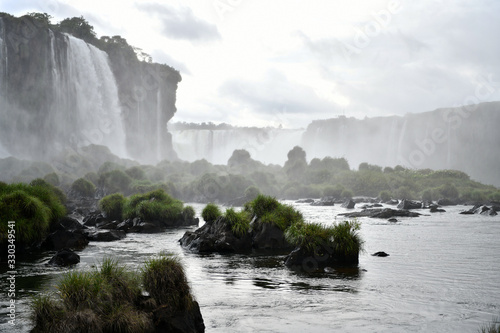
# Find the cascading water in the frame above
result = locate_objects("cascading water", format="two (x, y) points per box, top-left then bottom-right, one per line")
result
(0, 17), (9, 158)
(63, 34), (127, 157)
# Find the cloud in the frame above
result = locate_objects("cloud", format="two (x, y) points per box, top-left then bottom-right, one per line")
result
(135, 2), (220, 42)
(150, 49), (191, 75)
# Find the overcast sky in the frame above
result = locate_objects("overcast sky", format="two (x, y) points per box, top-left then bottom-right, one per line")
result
(2, 0), (500, 128)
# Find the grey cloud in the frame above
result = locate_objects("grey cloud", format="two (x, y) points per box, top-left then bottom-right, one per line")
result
(135, 2), (221, 42)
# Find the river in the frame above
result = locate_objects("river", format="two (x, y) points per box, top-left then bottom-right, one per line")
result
(1, 202), (499, 332)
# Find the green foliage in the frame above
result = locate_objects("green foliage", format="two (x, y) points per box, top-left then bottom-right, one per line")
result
(125, 166), (147, 180)
(0, 182), (66, 245)
(438, 183), (459, 199)
(379, 190), (392, 202)
(259, 204), (304, 231)
(71, 178), (96, 197)
(43, 172), (60, 186)
(285, 220), (363, 256)
(31, 258), (154, 333)
(323, 184), (345, 198)
(182, 206), (196, 221)
(142, 254), (194, 311)
(99, 193), (126, 221)
(201, 203), (222, 223)
(99, 169), (132, 194)
(125, 189), (184, 224)
(341, 189), (354, 199)
(245, 194), (280, 219)
(57, 16), (97, 44)
(224, 208), (251, 236)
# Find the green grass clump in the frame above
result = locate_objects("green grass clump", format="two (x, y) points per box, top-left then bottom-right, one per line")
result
(71, 177), (96, 197)
(285, 220), (364, 256)
(31, 258), (154, 333)
(99, 193), (126, 221)
(0, 182), (66, 245)
(201, 203), (222, 223)
(142, 254), (194, 312)
(224, 208), (251, 236)
(244, 194), (280, 219)
(259, 204), (304, 231)
(479, 318), (500, 333)
(124, 189), (186, 224)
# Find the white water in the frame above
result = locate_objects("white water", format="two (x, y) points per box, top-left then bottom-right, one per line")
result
(2, 203), (499, 332)
(171, 128), (305, 165)
(63, 34), (127, 158)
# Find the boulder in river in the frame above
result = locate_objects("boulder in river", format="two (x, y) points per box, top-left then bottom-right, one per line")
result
(340, 208), (421, 219)
(48, 249), (80, 266)
(397, 199), (422, 210)
(41, 230), (89, 251)
(372, 251), (390, 257)
(83, 229), (126, 242)
(341, 199), (356, 209)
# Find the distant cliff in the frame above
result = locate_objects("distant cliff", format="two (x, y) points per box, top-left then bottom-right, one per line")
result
(0, 13), (180, 163)
(302, 102), (500, 186)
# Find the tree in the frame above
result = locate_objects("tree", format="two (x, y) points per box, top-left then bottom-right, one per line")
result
(57, 16), (97, 44)
(27, 12), (52, 27)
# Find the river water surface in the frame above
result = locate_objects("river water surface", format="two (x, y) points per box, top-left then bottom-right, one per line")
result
(1, 202), (500, 332)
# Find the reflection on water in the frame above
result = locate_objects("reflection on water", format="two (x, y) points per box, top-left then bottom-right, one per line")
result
(1, 203), (500, 332)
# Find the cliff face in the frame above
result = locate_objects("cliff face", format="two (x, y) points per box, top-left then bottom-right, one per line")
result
(0, 14), (180, 163)
(302, 102), (500, 186)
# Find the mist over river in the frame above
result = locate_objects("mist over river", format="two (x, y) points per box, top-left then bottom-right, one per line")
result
(1, 203), (499, 332)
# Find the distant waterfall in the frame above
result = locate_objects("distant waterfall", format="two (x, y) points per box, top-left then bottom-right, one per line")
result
(62, 35), (127, 157)
(171, 128), (304, 165)
(0, 18), (8, 158)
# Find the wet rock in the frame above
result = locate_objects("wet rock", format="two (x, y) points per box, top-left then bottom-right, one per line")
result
(83, 229), (126, 242)
(96, 220), (121, 230)
(296, 198), (315, 204)
(385, 199), (399, 205)
(130, 222), (164, 233)
(284, 245), (359, 271)
(83, 212), (107, 227)
(153, 301), (205, 333)
(341, 199), (356, 209)
(48, 249), (80, 266)
(460, 205), (498, 216)
(341, 208), (421, 219)
(397, 199), (422, 210)
(387, 218), (398, 223)
(180, 216), (252, 253)
(311, 196), (336, 206)
(41, 230), (89, 251)
(429, 206), (446, 213)
(252, 221), (294, 253)
(51, 214), (87, 232)
(372, 251), (389, 257)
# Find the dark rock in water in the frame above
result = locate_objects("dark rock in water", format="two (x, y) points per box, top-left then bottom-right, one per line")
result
(51, 214), (87, 232)
(341, 199), (356, 209)
(385, 199), (399, 205)
(41, 230), (89, 250)
(83, 229), (126, 242)
(372, 251), (389, 257)
(491, 205), (500, 212)
(284, 245), (359, 271)
(360, 203), (383, 209)
(153, 300), (205, 333)
(429, 206), (446, 213)
(180, 216), (252, 253)
(252, 222), (294, 253)
(387, 218), (398, 223)
(311, 196), (335, 206)
(397, 199), (422, 210)
(296, 198), (315, 204)
(96, 220), (121, 230)
(352, 196), (377, 204)
(460, 205), (498, 216)
(437, 198), (457, 206)
(48, 249), (80, 266)
(130, 222), (164, 234)
(341, 208), (421, 219)
(83, 212), (108, 227)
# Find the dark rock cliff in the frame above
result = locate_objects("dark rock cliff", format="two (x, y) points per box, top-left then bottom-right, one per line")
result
(0, 13), (181, 163)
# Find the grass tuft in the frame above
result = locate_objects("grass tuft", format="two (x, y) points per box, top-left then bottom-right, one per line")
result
(201, 203), (222, 223)
(224, 208), (251, 236)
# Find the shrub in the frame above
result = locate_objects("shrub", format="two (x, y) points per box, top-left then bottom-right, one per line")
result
(323, 184), (344, 198)
(31, 258), (154, 333)
(142, 254), (194, 311)
(201, 203), (222, 223)
(225, 208), (250, 236)
(125, 189), (184, 224)
(245, 194), (280, 219)
(379, 190), (392, 202)
(43, 172), (60, 186)
(182, 206), (196, 221)
(99, 169), (132, 194)
(0, 182), (66, 245)
(99, 193), (126, 221)
(71, 178), (96, 197)
(259, 204), (304, 231)
(285, 220), (363, 257)
(125, 166), (147, 180)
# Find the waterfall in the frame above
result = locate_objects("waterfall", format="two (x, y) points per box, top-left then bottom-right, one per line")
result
(0, 17), (6, 97)
(62, 34), (127, 157)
